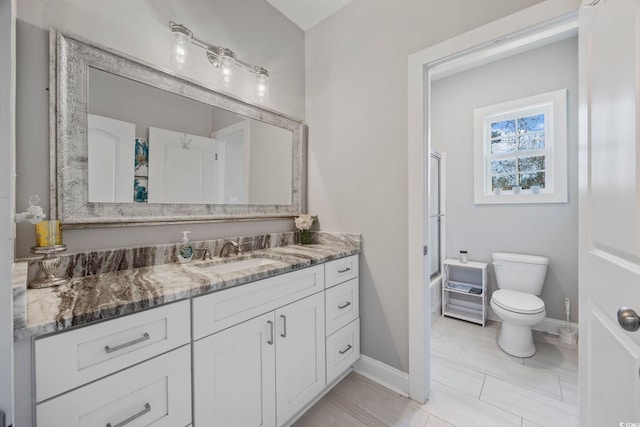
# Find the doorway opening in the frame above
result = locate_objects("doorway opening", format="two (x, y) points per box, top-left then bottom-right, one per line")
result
(407, 4), (579, 403)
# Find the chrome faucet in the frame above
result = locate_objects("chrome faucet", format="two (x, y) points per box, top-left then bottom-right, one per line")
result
(219, 240), (252, 257)
(219, 240), (238, 257)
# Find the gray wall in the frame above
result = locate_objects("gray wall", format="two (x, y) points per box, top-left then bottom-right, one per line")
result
(1, 0), (15, 422)
(15, 0), (305, 257)
(431, 37), (579, 322)
(305, 0), (544, 372)
(89, 68), (217, 139)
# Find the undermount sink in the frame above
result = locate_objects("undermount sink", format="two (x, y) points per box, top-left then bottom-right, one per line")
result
(194, 256), (280, 275)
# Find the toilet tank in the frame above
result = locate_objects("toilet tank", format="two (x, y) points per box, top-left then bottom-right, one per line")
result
(492, 252), (549, 295)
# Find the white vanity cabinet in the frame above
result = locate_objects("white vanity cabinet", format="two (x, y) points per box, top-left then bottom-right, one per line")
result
(29, 254), (360, 427)
(33, 300), (192, 427)
(193, 312), (276, 427)
(274, 292), (326, 424)
(193, 266), (326, 427)
(324, 256), (360, 385)
(36, 345), (192, 427)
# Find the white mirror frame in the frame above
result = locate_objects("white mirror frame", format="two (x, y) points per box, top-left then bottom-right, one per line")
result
(50, 29), (306, 228)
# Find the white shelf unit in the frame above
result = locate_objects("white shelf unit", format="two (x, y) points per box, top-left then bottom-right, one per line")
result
(442, 259), (488, 326)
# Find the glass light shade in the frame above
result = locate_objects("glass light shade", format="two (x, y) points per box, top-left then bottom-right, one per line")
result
(220, 55), (234, 87)
(256, 73), (269, 101)
(170, 32), (191, 67)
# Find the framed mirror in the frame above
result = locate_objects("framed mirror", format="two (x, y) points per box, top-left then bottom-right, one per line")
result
(50, 29), (306, 227)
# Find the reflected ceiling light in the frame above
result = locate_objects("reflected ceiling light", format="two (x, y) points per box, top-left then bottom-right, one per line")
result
(170, 21), (269, 100)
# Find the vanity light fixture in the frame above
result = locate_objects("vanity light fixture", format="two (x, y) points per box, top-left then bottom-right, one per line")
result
(169, 21), (269, 100)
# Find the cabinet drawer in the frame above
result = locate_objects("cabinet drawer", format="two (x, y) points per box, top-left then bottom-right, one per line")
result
(325, 278), (359, 336)
(193, 265), (324, 340)
(35, 300), (190, 402)
(36, 345), (192, 427)
(325, 255), (358, 289)
(326, 318), (360, 385)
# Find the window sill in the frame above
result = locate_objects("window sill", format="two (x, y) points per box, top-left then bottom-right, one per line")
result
(474, 191), (567, 204)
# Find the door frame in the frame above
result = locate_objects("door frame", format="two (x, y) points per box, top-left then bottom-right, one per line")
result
(407, 0), (581, 403)
(0, 0), (15, 423)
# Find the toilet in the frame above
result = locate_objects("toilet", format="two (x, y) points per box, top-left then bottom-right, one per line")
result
(490, 252), (549, 357)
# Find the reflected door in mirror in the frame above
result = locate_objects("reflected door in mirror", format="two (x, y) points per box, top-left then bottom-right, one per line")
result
(88, 114), (135, 203)
(148, 127), (220, 204)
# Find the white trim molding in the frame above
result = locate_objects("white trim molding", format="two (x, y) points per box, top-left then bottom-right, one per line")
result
(486, 311), (579, 337)
(352, 355), (409, 397)
(408, 0), (581, 404)
(534, 317), (579, 336)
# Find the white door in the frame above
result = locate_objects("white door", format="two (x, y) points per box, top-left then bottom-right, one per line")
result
(212, 120), (250, 204)
(147, 127), (219, 204)
(275, 292), (325, 426)
(580, 0), (640, 424)
(87, 114), (136, 203)
(193, 312), (276, 427)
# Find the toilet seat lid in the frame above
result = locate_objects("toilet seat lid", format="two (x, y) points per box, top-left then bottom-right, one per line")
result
(492, 289), (545, 314)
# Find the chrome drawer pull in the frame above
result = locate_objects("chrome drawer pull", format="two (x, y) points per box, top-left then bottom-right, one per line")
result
(106, 402), (151, 427)
(337, 267), (351, 273)
(267, 320), (274, 345)
(104, 332), (150, 354)
(280, 315), (287, 338)
(339, 344), (352, 355)
(338, 301), (352, 309)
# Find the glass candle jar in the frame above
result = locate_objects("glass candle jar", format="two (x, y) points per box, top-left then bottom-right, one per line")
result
(459, 250), (468, 263)
(35, 220), (63, 247)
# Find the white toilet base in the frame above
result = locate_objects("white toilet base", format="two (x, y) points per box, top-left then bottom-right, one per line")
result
(497, 321), (536, 358)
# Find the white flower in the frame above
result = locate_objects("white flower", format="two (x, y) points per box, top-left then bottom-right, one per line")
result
(295, 214), (315, 230)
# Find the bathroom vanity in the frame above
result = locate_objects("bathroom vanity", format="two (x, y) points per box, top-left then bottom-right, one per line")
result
(8, 27), (362, 427)
(14, 235), (360, 427)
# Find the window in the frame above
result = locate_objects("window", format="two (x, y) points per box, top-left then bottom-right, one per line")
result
(473, 89), (568, 204)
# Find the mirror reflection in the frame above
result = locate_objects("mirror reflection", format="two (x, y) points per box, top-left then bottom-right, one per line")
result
(87, 68), (293, 205)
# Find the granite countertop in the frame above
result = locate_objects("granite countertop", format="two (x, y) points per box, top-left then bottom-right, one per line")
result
(14, 241), (359, 341)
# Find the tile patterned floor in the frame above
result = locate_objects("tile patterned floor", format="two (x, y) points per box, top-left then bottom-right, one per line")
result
(294, 316), (579, 427)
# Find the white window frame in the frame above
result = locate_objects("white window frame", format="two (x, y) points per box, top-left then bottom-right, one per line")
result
(473, 89), (568, 204)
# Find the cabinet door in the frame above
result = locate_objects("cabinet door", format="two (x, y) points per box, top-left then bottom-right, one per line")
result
(36, 345), (191, 427)
(35, 300), (191, 402)
(275, 292), (326, 425)
(193, 312), (276, 427)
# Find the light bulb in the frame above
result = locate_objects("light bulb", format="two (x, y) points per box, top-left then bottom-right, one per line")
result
(256, 69), (269, 101)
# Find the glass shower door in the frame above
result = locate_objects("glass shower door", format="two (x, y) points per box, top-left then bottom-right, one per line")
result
(429, 152), (443, 279)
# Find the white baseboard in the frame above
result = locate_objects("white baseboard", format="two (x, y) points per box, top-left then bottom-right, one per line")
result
(533, 316), (579, 336)
(486, 311), (579, 337)
(352, 355), (409, 397)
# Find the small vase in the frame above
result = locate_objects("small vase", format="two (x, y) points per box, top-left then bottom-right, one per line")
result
(299, 229), (312, 245)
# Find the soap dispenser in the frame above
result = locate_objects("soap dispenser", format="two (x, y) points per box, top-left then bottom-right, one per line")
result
(177, 231), (194, 263)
